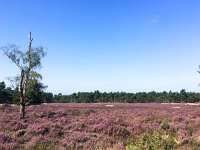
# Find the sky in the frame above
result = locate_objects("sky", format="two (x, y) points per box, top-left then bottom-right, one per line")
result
(0, 0), (200, 94)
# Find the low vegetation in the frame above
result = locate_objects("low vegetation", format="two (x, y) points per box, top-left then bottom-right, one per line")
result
(1, 103), (200, 149)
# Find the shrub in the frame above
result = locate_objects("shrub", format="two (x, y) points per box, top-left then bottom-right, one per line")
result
(126, 133), (177, 150)
(160, 119), (170, 130)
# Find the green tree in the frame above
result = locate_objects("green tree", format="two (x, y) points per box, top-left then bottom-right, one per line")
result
(0, 82), (6, 103)
(2, 32), (46, 119)
(0, 82), (14, 103)
(26, 79), (47, 104)
(94, 90), (100, 102)
(180, 89), (188, 103)
(42, 92), (53, 103)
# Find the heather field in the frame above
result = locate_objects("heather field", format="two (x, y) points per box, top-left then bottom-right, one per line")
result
(1, 103), (200, 150)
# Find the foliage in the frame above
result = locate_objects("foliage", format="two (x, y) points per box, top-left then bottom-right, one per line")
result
(52, 90), (200, 103)
(0, 81), (50, 104)
(1, 44), (45, 71)
(25, 79), (47, 105)
(2, 81), (200, 104)
(1, 32), (46, 119)
(2, 79), (200, 104)
(0, 82), (14, 104)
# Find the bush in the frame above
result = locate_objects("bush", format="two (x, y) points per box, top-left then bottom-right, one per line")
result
(126, 132), (176, 150)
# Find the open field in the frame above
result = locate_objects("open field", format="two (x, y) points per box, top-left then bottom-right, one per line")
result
(1, 103), (200, 150)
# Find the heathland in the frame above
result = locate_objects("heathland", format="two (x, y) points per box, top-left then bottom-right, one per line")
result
(1, 103), (200, 149)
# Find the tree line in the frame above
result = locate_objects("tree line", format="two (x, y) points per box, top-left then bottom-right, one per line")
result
(53, 89), (200, 103)
(1, 82), (200, 104)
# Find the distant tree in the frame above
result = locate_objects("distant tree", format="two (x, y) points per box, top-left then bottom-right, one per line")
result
(0, 82), (6, 89)
(72, 93), (77, 102)
(51, 91), (200, 104)
(26, 79), (47, 104)
(180, 89), (188, 103)
(0, 81), (14, 103)
(135, 92), (149, 103)
(42, 92), (53, 103)
(101, 92), (107, 102)
(0, 82), (6, 103)
(94, 90), (100, 102)
(2, 32), (46, 119)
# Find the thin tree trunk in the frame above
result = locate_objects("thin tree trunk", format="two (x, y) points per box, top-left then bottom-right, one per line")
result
(19, 32), (32, 119)
(19, 102), (25, 119)
(19, 69), (25, 119)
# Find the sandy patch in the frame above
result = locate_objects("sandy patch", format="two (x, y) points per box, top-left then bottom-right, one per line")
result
(185, 103), (200, 106)
(105, 104), (114, 107)
(172, 107), (180, 109)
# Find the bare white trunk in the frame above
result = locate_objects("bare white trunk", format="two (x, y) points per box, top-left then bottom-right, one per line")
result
(19, 69), (25, 119)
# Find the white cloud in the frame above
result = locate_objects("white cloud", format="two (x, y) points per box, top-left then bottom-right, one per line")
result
(146, 15), (159, 25)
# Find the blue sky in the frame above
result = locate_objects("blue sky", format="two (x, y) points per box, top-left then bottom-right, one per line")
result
(0, 0), (200, 94)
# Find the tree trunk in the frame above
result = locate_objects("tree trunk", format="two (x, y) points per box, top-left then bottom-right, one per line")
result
(19, 69), (25, 119)
(19, 102), (25, 119)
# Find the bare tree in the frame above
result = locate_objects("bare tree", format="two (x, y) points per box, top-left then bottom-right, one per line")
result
(2, 32), (46, 119)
